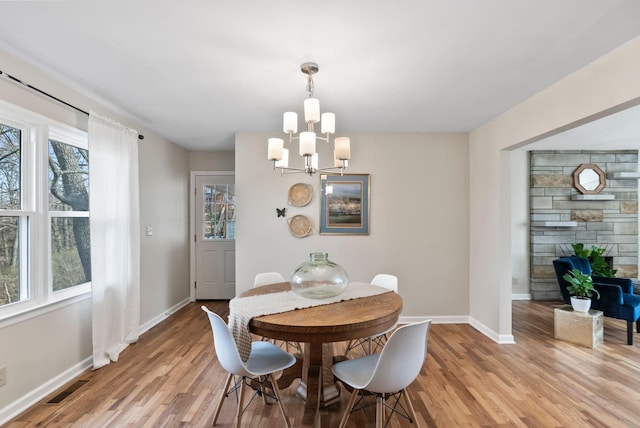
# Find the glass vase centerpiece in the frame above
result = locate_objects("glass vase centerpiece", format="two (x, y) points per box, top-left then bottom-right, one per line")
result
(290, 252), (349, 299)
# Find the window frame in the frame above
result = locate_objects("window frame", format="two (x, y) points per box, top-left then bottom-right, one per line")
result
(0, 100), (90, 323)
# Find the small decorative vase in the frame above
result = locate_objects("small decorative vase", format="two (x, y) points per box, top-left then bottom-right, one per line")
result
(290, 252), (349, 299)
(570, 296), (591, 313)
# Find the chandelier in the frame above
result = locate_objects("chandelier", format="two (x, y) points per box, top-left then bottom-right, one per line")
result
(267, 62), (351, 176)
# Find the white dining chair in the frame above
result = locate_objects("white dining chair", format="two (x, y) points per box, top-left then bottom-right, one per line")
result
(332, 319), (431, 428)
(344, 274), (399, 356)
(253, 271), (286, 287)
(253, 272), (303, 355)
(201, 306), (296, 428)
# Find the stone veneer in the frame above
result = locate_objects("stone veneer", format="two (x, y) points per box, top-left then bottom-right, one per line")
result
(530, 150), (639, 300)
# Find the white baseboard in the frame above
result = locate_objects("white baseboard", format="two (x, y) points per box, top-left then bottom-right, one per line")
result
(0, 357), (92, 426)
(139, 297), (190, 335)
(469, 316), (516, 344)
(400, 314), (515, 344)
(512, 293), (532, 300)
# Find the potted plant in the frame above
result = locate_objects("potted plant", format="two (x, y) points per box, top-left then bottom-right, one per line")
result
(562, 268), (600, 312)
(571, 243), (617, 277)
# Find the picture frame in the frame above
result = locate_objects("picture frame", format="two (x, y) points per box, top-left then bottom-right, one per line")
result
(320, 174), (370, 235)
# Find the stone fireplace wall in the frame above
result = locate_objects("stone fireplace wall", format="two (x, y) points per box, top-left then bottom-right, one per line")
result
(530, 150), (639, 300)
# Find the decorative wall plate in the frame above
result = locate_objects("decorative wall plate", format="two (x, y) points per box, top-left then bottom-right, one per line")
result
(288, 215), (313, 238)
(288, 183), (313, 207)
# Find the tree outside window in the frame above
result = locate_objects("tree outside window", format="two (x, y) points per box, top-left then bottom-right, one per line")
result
(0, 123), (21, 306)
(49, 139), (90, 291)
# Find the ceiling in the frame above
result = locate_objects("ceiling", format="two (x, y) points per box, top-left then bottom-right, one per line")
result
(0, 1), (640, 151)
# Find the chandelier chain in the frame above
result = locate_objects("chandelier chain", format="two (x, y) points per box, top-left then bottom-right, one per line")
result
(306, 75), (314, 98)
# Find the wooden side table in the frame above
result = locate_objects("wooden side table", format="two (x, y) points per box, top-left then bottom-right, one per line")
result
(554, 305), (603, 348)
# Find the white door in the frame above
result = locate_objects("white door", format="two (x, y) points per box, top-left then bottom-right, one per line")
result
(194, 174), (235, 299)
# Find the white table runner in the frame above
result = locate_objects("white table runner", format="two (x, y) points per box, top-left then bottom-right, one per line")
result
(229, 282), (391, 361)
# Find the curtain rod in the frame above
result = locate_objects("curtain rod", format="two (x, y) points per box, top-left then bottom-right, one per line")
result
(0, 69), (144, 140)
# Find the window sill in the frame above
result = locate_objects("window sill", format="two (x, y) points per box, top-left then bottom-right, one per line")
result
(0, 291), (91, 329)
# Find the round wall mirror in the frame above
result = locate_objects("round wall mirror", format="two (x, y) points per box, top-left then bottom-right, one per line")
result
(573, 163), (606, 194)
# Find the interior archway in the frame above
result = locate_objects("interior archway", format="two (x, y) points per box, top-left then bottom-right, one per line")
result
(508, 101), (640, 330)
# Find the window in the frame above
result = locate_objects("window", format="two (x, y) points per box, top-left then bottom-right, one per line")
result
(0, 101), (90, 319)
(202, 184), (235, 240)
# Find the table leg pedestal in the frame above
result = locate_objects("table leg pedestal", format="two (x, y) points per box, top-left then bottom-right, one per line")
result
(296, 342), (341, 427)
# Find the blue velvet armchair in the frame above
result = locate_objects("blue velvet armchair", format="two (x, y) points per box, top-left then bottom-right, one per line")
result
(553, 256), (640, 345)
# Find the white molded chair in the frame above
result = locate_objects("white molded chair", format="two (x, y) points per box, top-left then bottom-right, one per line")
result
(253, 271), (286, 287)
(344, 274), (399, 356)
(201, 306), (295, 427)
(371, 274), (398, 291)
(332, 319), (431, 428)
(254, 272), (302, 355)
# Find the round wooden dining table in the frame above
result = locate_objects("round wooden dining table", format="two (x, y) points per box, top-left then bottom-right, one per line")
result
(238, 282), (403, 427)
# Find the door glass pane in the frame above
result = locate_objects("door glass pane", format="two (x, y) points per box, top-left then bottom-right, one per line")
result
(0, 123), (21, 210)
(51, 217), (91, 290)
(203, 184), (235, 240)
(48, 139), (89, 211)
(0, 216), (22, 306)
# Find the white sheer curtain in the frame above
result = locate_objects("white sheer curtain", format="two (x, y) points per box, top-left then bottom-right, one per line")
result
(89, 112), (140, 369)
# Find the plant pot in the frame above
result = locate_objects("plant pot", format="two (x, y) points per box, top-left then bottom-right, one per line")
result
(570, 296), (591, 312)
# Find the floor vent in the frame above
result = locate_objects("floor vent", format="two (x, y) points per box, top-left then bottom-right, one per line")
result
(47, 379), (89, 404)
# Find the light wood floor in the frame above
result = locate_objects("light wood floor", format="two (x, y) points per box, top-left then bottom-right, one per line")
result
(5, 300), (640, 427)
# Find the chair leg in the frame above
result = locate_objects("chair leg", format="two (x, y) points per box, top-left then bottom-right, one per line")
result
(636, 319), (640, 334)
(343, 340), (355, 357)
(269, 373), (292, 428)
(401, 388), (421, 427)
(339, 388), (360, 428)
(376, 394), (384, 428)
(627, 321), (634, 345)
(257, 376), (268, 405)
(212, 372), (233, 426)
(234, 377), (246, 428)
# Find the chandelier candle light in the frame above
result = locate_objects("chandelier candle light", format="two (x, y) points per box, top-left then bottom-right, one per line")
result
(267, 62), (351, 176)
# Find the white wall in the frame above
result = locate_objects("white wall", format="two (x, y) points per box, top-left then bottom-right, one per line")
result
(0, 49), (190, 416)
(511, 151), (530, 298)
(236, 132), (470, 318)
(470, 35), (640, 339)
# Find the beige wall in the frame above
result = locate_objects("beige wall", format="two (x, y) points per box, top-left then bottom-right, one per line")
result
(235, 132), (470, 318)
(0, 50), (190, 415)
(139, 139), (190, 323)
(470, 35), (640, 340)
(189, 150), (234, 171)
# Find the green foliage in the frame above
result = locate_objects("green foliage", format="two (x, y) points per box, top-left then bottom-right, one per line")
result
(562, 268), (600, 299)
(571, 243), (617, 277)
(51, 248), (87, 291)
(0, 266), (19, 305)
